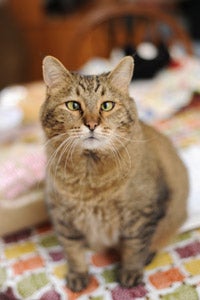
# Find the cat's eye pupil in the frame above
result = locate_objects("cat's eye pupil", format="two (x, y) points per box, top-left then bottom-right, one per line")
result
(65, 101), (80, 111)
(101, 101), (115, 111)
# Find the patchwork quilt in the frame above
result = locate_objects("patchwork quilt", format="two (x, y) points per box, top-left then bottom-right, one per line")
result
(1, 222), (200, 299)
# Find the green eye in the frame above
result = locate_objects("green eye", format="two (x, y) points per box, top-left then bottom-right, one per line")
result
(65, 101), (81, 111)
(101, 101), (115, 112)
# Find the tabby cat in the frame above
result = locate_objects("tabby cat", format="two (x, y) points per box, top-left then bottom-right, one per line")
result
(40, 56), (188, 292)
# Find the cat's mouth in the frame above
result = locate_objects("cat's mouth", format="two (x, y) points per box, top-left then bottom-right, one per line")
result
(82, 133), (101, 150)
(84, 136), (99, 143)
(85, 131), (98, 140)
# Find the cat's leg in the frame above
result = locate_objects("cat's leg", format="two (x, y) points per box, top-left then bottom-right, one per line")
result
(118, 238), (147, 287)
(60, 236), (89, 292)
(54, 218), (89, 292)
(119, 221), (156, 288)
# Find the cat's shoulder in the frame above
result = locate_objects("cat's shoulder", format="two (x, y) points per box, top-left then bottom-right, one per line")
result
(140, 120), (170, 143)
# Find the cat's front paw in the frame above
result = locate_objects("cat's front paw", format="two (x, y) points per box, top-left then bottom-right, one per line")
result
(66, 271), (90, 292)
(118, 268), (143, 288)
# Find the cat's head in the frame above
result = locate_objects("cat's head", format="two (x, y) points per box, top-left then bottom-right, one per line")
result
(40, 56), (138, 153)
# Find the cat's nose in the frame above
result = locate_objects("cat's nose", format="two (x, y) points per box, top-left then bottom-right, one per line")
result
(85, 121), (98, 131)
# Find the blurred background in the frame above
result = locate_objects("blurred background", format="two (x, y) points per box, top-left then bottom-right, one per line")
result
(1, 0), (200, 236)
(1, 2), (200, 299)
(0, 0), (200, 88)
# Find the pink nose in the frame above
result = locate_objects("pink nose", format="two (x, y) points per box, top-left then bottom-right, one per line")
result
(85, 121), (98, 131)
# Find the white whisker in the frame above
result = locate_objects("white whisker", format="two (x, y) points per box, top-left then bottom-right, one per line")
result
(46, 136), (68, 172)
(41, 132), (69, 148)
(63, 137), (80, 173)
(55, 136), (75, 178)
(113, 131), (152, 143)
(112, 134), (132, 170)
(109, 140), (124, 171)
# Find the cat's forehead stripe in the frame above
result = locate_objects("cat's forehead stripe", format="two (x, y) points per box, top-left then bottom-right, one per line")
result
(77, 75), (105, 95)
(101, 87), (106, 96)
(76, 87), (80, 96)
(94, 76), (100, 93)
(78, 81), (86, 91)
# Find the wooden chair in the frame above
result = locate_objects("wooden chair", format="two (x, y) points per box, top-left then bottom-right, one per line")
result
(67, 3), (193, 69)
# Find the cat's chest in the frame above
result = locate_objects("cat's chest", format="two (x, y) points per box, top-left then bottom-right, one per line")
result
(74, 203), (120, 250)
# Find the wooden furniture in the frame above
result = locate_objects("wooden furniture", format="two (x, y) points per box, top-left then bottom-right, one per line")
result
(7, 0), (192, 82)
(7, 0), (112, 81)
(68, 3), (193, 68)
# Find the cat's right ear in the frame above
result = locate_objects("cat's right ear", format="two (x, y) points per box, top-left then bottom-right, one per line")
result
(42, 56), (72, 89)
(108, 56), (134, 93)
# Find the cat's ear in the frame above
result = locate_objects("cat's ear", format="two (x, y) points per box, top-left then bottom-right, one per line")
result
(108, 56), (134, 93)
(42, 56), (72, 89)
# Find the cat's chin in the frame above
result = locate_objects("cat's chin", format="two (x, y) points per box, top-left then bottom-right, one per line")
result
(82, 137), (103, 151)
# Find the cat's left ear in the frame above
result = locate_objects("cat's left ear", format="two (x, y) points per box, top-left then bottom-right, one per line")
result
(108, 56), (134, 93)
(42, 56), (72, 89)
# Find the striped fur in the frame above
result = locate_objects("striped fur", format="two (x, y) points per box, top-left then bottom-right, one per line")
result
(40, 56), (188, 292)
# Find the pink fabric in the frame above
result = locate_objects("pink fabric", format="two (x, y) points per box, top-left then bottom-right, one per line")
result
(0, 149), (46, 200)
